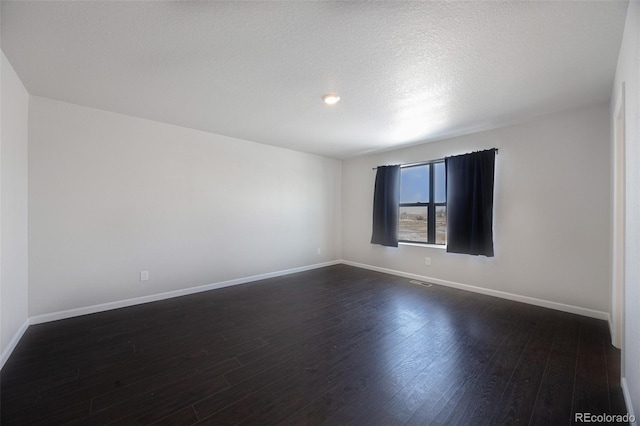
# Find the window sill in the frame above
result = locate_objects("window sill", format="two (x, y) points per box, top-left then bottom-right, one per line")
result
(399, 242), (447, 250)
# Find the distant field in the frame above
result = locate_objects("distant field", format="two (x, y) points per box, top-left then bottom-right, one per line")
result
(399, 212), (446, 244)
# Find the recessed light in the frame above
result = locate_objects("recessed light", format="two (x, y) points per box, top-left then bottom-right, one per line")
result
(322, 94), (340, 105)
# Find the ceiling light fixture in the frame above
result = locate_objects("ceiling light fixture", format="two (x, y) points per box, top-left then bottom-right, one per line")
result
(322, 94), (340, 105)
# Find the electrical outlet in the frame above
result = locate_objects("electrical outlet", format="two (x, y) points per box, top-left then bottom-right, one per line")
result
(424, 257), (431, 266)
(140, 270), (149, 281)
(317, 248), (322, 255)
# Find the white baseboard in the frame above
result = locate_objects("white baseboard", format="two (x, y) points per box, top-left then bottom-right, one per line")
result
(29, 260), (341, 325)
(4, 259), (613, 373)
(0, 319), (29, 370)
(26, 259), (612, 325)
(340, 260), (609, 320)
(622, 377), (637, 425)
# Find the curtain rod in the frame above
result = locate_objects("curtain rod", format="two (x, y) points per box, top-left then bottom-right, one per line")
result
(372, 148), (498, 170)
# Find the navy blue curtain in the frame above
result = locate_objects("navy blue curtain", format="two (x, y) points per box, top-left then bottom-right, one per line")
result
(445, 149), (496, 257)
(371, 165), (400, 247)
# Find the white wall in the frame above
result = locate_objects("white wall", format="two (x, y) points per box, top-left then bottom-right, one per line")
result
(613, 0), (640, 417)
(28, 96), (342, 317)
(342, 103), (611, 314)
(1, 52), (29, 362)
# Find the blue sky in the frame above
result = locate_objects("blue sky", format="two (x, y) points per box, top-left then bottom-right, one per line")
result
(400, 163), (445, 203)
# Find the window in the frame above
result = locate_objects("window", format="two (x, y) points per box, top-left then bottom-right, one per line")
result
(398, 161), (446, 245)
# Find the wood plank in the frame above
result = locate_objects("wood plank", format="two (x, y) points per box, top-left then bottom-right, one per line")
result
(0, 265), (625, 426)
(407, 302), (543, 425)
(528, 312), (581, 426)
(485, 308), (560, 425)
(571, 317), (612, 424)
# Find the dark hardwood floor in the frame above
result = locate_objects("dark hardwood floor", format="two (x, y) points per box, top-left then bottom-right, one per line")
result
(0, 265), (629, 425)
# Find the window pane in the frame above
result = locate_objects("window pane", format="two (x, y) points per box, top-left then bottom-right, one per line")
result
(399, 206), (428, 242)
(434, 162), (446, 203)
(436, 205), (447, 245)
(400, 165), (429, 203)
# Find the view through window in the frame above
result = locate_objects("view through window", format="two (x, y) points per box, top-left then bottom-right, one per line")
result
(399, 161), (446, 245)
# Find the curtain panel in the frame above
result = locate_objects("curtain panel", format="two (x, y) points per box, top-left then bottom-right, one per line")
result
(445, 149), (496, 257)
(371, 165), (401, 247)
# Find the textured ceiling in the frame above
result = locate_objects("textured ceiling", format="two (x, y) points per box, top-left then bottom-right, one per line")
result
(1, 1), (629, 159)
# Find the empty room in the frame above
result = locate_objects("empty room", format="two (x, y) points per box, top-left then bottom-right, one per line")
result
(1, 1), (639, 425)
